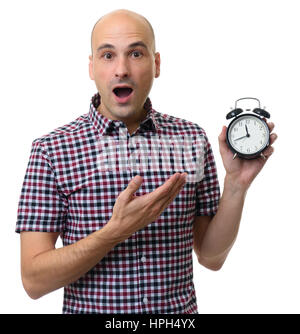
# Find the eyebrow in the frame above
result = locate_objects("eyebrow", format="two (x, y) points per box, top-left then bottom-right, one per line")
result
(96, 41), (148, 53)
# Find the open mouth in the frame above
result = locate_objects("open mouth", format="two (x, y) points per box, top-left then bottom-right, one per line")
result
(113, 87), (133, 98)
(112, 86), (134, 104)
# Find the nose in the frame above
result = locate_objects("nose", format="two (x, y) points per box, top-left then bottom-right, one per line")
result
(114, 56), (130, 78)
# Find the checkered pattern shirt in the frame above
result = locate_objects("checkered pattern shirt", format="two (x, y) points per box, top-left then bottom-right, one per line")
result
(16, 93), (220, 314)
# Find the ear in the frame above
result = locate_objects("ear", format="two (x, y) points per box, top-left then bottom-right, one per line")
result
(89, 55), (94, 80)
(154, 52), (161, 78)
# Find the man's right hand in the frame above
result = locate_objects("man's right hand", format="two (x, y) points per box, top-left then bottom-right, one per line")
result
(106, 173), (187, 243)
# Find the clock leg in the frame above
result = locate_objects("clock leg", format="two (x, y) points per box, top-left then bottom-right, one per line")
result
(260, 152), (266, 160)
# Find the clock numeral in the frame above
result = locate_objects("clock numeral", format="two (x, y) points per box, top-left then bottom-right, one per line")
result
(239, 122), (243, 127)
(246, 119), (250, 124)
(247, 148), (251, 153)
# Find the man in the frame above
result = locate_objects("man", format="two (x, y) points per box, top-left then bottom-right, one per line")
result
(16, 9), (277, 313)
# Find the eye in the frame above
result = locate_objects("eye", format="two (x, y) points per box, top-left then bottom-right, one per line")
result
(102, 52), (113, 60)
(131, 50), (143, 58)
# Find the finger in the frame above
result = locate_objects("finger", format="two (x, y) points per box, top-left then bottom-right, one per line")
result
(165, 173), (187, 200)
(150, 173), (181, 201)
(158, 173), (187, 211)
(262, 145), (274, 159)
(218, 126), (230, 154)
(121, 175), (143, 202)
(267, 121), (275, 133)
(218, 126), (227, 143)
(269, 133), (278, 145)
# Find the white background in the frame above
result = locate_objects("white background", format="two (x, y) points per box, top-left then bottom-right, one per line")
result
(0, 0), (299, 313)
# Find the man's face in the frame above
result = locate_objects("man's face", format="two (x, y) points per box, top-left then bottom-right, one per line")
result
(89, 13), (160, 122)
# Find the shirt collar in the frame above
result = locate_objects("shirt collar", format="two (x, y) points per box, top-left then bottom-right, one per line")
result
(88, 92), (158, 136)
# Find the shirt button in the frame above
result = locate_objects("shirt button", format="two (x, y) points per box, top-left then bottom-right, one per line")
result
(141, 256), (146, 263)
(143, 297), (148, 304)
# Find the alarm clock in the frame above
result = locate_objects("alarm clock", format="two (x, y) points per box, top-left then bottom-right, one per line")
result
(226, 97), (271, 160)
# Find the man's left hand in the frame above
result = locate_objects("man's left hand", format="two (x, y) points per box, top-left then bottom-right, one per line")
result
(218, 121), (277, 192)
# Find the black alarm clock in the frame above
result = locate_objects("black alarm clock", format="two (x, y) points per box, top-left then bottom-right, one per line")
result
(226, 97), (271, 160)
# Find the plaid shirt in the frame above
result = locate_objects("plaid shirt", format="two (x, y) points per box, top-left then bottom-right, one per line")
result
(16, 93), (220, 314)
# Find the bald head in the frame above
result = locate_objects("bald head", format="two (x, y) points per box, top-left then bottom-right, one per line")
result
(91, 9), (156, 56)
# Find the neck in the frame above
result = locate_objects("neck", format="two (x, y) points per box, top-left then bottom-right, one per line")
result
(97, 105), (148, 135)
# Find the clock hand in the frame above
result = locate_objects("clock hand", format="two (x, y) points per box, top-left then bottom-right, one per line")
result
(245, 125), (250, 137)
(234, 135), (248, 141)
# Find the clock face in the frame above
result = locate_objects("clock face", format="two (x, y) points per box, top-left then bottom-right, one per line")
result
(227, 114), (269, 156)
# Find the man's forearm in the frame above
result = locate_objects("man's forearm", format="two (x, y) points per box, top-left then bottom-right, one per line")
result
(23, 223), (120, 299)
(198, 175), (247, 267)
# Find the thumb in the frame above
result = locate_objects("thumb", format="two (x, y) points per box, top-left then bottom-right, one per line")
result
(218, 125), (228, 152)
(218, 125), (227, 143)
(122, 175), (143, 200)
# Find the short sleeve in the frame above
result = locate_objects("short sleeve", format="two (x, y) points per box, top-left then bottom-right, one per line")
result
(195, 134), (220, 216)
(15, 140), (68, 233)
